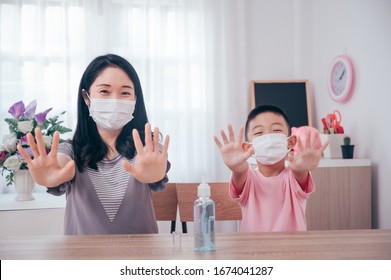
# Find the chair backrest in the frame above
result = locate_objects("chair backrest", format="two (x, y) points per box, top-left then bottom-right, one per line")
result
(151, 183), (178, 233)
(176, 182), (242, 223)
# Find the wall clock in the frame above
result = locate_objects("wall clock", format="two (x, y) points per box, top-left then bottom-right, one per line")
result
(328, 54), (354, 103)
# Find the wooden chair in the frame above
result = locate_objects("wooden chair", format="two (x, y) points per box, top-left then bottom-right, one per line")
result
(151, 183), (178, 233)
(176, 182), (242, 233)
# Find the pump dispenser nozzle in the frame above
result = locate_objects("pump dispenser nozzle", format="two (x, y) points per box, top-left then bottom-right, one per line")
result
(197, 174), (210, 197)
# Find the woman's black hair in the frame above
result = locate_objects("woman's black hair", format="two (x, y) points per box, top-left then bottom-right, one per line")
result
(244, 104), (291, 141)
(72, 54), (148, 171)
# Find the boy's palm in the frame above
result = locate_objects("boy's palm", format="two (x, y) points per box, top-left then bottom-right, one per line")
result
(214, 124), (253, 173)
(288, 130), (329, 172)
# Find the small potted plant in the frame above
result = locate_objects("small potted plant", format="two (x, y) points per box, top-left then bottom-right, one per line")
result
(341, 136), (355, 159)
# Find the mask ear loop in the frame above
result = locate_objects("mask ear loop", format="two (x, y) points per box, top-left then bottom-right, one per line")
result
(82, 89), (93, 116)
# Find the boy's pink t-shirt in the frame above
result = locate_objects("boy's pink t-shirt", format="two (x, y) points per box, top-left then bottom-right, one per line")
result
(230, 166), (314, 232)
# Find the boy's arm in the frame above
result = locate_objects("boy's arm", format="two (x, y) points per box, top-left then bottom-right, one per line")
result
(231, 165), (249, 195)
(291, 169), (310, 192)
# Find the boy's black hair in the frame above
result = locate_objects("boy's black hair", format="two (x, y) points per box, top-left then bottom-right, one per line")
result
(72, 54), (148, 172)
(244, 104), (291, 141)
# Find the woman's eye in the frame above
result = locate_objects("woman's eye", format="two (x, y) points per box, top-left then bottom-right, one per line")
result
(122, 91), (132, 95)
(273, 129), (283, 133)
(99, 90), (109, 94)
(254, 132), (263, 136)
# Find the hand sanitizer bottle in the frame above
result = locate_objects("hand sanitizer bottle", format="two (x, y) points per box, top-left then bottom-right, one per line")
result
(194, 179), (216, 252)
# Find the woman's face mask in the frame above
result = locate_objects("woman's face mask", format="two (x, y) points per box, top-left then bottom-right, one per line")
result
(251, 133), (291, 165)
(85, 91), (136, 131)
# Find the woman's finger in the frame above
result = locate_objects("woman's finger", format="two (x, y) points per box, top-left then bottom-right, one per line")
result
(35, 127), (48, 159)
(144, 123), (153, 153)
(122, 159), (137, 175)
(16, 144), (33, 165)
(132, 129), (145, 156)
(49, 131), (60, 157)
(153, 127), (159, 153)
(161, 134), (170, 158)
(26, 132), (39, 158)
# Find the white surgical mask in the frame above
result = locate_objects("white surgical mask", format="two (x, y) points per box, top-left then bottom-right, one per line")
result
(251, 134), (290, 165)
(86, 92), (136, 131)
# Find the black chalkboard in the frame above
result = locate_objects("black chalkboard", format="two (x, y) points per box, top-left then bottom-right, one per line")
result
(250, 80), (311, 128)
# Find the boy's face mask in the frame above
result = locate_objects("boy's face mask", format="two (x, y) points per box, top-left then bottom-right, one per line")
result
(251, 133), (291, 165)
(85, 91), (136, 131)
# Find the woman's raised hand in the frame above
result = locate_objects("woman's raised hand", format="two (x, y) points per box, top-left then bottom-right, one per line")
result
(122, 123), (170, 184)
(16, 128), (75, 187)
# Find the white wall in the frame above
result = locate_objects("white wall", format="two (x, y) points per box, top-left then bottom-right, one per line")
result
(245, 0), (391, 229)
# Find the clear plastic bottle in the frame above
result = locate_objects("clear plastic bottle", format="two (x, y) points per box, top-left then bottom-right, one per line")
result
(193, 181), (216, 252)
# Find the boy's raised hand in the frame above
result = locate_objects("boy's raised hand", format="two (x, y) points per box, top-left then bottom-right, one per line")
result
(287, 128), (329, 173)
(16, 128), (75, 187)
(214, 124), (253, 173)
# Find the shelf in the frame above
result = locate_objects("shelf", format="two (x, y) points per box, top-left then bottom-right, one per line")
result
(0, 192), (65, 211)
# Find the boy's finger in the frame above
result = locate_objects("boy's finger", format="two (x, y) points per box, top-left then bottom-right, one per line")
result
(319, 140), (330, 154)
(237, 127), (244, 144)
(305, 128), (311, 148)
(227, 124), (235, 142)
(220, 130), (229, 144)
(296, 136), (304, 151)
(213, 135), (223, 148)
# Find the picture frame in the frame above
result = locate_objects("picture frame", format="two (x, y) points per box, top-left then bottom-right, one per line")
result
(250, 80), (312, 128)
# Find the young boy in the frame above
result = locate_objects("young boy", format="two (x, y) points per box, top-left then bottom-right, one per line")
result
(214, 105), (328, 232)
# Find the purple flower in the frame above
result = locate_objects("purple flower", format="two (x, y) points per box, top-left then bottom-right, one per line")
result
(35, 108), (52, 125)
(8, 101), (25, 120)
(19, 135), (29, 146)
(24, 100), (37, 119)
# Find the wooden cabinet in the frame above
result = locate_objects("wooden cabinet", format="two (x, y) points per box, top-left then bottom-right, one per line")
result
(306, 159), (371, 230)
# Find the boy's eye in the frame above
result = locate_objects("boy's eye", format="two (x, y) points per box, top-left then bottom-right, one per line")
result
(254, 132), (263, 136)
(273, 129), (283, 133)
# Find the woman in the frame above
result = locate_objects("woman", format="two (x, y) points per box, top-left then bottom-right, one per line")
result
(17, 54), (170, 235)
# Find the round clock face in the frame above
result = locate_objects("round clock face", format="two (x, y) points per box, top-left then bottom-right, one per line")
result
(328, 55), (354, 103)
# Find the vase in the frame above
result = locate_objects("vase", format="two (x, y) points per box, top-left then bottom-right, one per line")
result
(14, 169), (35, 201)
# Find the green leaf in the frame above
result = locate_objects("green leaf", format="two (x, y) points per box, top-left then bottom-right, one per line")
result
(4, 118), (19, 134)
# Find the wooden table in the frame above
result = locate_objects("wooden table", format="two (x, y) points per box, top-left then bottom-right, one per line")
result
(1, 229), (390, 260)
